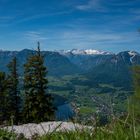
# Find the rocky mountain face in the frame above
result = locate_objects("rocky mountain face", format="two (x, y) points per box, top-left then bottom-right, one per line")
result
(0, 49), (140, 89)
(65, 50), (140, 89)
(0, 49), (81, 76)
(85, 51), (140, 89)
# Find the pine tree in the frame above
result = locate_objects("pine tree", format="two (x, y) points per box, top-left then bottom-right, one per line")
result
(0, 72), (9, 124)
(23, 42), (55, 123)
(7, 57), (20, 124)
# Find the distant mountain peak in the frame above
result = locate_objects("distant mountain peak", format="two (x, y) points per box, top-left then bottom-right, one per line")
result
(128, 51), (140, 63)
(58, 49), (112, 55)
(118, 51), (139, 56)
(128, 51), (139, 56)
(117, 51), (140, 64)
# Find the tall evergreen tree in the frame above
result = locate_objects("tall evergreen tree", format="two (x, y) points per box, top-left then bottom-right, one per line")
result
(23, 42), (55, 123)
(0, 72), (9, 124)
(7, 57), (20, 124)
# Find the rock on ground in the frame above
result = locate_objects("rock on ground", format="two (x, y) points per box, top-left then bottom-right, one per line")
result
(3, 121), (92, 139)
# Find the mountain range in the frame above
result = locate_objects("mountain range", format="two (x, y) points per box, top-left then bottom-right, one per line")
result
(0, 49), (140, 89)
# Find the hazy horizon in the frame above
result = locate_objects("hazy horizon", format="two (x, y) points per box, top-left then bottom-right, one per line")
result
(0, 47), (140, 54)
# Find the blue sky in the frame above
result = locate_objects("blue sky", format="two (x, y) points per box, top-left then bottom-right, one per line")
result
(0, 0), (140, 52)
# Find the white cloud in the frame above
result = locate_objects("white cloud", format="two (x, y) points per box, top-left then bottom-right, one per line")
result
(0, 16), (15, 23)
(76, 0), (106, 12)
(35, 29), (140, 50)
(14, 10), (74, 24)
(24, 31), (48, 43)
(131, 9), (140, 14)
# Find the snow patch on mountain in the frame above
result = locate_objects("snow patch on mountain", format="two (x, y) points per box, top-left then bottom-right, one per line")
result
(59, 49), (112, 55)
(128, 51), (138, 63)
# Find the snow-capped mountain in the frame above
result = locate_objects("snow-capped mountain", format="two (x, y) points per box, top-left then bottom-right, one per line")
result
(117, 51), (140, 64)
(0, 49), (140, 89)
(58, 49), (112, 55)
(128, 51), (140, 63)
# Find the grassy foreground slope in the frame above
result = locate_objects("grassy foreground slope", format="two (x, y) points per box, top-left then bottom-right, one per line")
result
(1, 116), (140, 140)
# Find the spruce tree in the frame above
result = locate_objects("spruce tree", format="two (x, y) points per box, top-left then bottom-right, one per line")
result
(7, 57), (20, 124)
(0, 72), (9, 124)
(23, 42), (55, 123)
